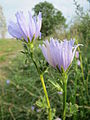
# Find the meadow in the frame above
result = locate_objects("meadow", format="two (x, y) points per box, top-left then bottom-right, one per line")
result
(0, 38), (89, 120)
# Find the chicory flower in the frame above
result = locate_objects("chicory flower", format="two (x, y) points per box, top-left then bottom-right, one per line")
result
(8, 11), (42, 42)
(40, 38), (82, 71)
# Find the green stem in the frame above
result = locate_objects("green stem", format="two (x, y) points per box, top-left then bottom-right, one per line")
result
(73, 60), (78, 120)
(75, 39), (86, 115)
(40, 74), (51, 120)
(28, 43), (51, 120)
(75, 39), (85, 84)
(79, 53), (85, 83)
(30, 51), (39, 73)
(63, 74), (67, 120)
(73, 77), (77, 120)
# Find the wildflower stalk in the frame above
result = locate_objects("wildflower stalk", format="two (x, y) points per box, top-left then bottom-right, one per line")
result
(79, 50), (85, 83)
(78, 44), (88, 96)
(73, 59), (78, 120)
(28, 41), (51, 120)
(40, 74), (51, 120)
(75, 39), (85, 84)
(62, 71), (68, 120)
(75, 38), (86, 116)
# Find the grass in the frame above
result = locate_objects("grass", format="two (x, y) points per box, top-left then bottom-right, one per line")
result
(0, 39), (22, 80)
(0, 39), (22, 52)
(0, 38), (90, 120)
(0, 39), (22, 62)
(0, 38), (50, 120)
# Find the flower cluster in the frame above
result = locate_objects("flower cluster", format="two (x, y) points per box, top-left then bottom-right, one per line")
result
(8, 11), (83, 71)
(8, 10), (83, 120)
(8, 11), (42, 42)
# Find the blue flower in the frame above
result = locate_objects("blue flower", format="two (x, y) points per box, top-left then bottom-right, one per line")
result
(6, 80), (10, 84)
(40, 38), (83, 71)
(8, 11), (42, 42)
(58, 91), (63, 95)
(31, 106), (35, 111)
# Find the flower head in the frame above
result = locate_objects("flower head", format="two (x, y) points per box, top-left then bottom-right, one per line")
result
(8, 11), (42, 42)
(40, 38), (82, 71)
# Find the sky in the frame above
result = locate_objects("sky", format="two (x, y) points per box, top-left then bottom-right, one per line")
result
(0, 0), (89, 37)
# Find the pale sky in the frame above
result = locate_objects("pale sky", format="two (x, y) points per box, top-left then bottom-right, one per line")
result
(0, 0), (89, 37)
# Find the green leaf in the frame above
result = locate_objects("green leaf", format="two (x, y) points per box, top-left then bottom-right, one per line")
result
(48, 79), (63, 92)
(36, 96), (47, 109)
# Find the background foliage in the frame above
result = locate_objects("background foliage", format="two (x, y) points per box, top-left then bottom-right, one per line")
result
(33, 1), (66, 37)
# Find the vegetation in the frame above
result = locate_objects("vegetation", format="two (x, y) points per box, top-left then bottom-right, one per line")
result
(0, 38), (90, 120)
(33, 1), (66, 37)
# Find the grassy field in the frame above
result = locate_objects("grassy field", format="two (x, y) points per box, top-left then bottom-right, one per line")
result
(0, 39), (90, 120)
(0, 39), (22, 63)
(0, 39), (45, 119)
(0, 39), (22, 80)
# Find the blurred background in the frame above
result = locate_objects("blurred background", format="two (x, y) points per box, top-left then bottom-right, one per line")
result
(0, 0), (89, 38)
